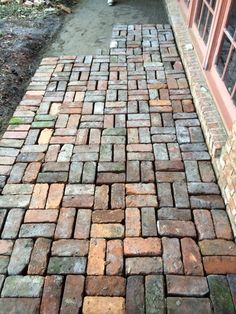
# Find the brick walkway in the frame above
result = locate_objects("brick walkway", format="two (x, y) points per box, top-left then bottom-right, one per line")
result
(0, 24), (236, 314)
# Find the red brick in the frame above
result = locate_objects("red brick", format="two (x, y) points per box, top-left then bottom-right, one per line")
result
(203, 256), (236, 274)
(46, 184), (64, 209)
(124, 238), (161, 256)
(87, 239), (106, 275)
(60, 275), (85, 314)
(54, 208), (76, 239)
(40, 276), (63, 314)
(126, 183), (155, 195)
(24, 210), (58, 223)
(92, 210), (124, 223)
(0, 240), (13, 255)
(181, 238), (203, 276)
(125, 208), (141, 237)
(29, 184), (49, 209)
(106, 240), (123, 275)
(166, 275), (209, 296)
(91, 224), (124, 239)
(162, 237), (183, 274)
(28, 238), (51, 275)
(94, 185), (109, 210)
(211, 210), (233, 240)
(126, 195), (158, 207)
(85, 276), (126, 296)
(157, 220), (196, 238)
(22, 162), (41, 183)
(111, 183), (125, 209)
(193, 210), (215, 240)
(83, 297), (125, 314)
(74, 209), (92, 239)
(62, 195), (94, 208)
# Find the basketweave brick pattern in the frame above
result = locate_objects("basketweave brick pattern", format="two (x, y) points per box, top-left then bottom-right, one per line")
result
(0, 24), (235, 313)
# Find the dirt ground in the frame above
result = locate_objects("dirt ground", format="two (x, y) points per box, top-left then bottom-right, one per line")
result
(0, 13), (62, 136)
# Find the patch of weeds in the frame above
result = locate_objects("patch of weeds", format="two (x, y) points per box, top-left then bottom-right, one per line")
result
(9, 117), (24, 125)
(0, 1), (46, 19)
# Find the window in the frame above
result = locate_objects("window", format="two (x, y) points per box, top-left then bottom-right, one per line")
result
(216, 2), (236, 104)
(195, 0), (216, 44)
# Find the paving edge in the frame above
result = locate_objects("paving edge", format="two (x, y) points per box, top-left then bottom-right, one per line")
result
(164, 0), (236, 238)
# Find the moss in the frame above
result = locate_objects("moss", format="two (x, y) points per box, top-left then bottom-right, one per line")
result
(9, 117), (24, 125)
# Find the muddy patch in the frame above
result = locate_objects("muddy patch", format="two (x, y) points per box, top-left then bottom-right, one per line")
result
(0, 14), (62, 135)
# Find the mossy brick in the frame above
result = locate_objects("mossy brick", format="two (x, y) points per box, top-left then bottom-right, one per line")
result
(35, 114), (56, 121)
(208, 275), (235, 314)
(145, 275), (165, 314)
(0, 257), (9, 274)
(31, 121), (55, 129)
(1, 276), (44, 297)
(0, 195), (31, 208)
(103, 128), (126, 136)
(47, 257), (87, 274)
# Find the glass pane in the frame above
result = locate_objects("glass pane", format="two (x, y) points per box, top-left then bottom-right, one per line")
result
(184, 0), (190, 8)
(226, 2), (236, 38)
(195, 0), (203, 25)
(224, 48), (236, 96)
(206, 0), (216, 10)
(203, 12), (213, 44)
(216, 34), (231, 76)
(198, 4), (208, 37)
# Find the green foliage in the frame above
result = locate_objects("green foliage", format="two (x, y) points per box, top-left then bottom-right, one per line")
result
(0, 1), (45, 20)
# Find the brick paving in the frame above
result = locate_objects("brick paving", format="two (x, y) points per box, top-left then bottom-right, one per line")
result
(0, 24), (235, 313)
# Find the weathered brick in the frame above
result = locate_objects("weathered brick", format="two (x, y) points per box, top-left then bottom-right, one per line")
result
(1, 208), (25, 239)
(24, 209), (58, 223)
(211, 210), (233, 240)
(55, 208), (76, 239)
(83, 297), (125, 314)
(48, 257), (87, 274)
(208, 275), (235, 314)
(145, 275), (165, 314)
(87, 239), (106, 275)
(60, 275), (85, 314)
(30, 184), (49, 209)
(203, 256), (236, 274)
(157, 220), (196, 238)
(51, 239), (89, 256)
(126, 257), (163, 275)
(92, 209), (124, 223)
(19, 223), (55, 238)
(162, 237), (183, 274)
(46, 183), (64, 209)
(193, 210), (215, 240)
(74, 209), (92, 239)
(1, 276), (44, 297)
(8, 239), (33, 275)
(166, 275), (209, 296)
(111, 183), (125, 209)
(181, 238), (203, 275)
(85, 276), (126, 296)
(167, 297), (213, 314)
(158, 207), (192, 221)
(141, 207), (157, 236)
(40, 276), (63, 314)
(91, 224), (124, 239)
(0, 298), (40, 314)
(94, 185), (109, 210)
(125, 208), (141, 237)
(126, 276), (144, 314)
(199, 239), (236, 256)
(124, 238), (161, 256)
(28, 238), (51, 275)
(106, 240), (123, 275)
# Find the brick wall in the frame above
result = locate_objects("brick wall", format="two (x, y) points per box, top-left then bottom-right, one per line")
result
(164, 0), (236, 237)
(217, 122), (236, 236)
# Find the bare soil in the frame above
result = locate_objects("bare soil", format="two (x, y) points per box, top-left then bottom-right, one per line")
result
(0, 13), (62, 136)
